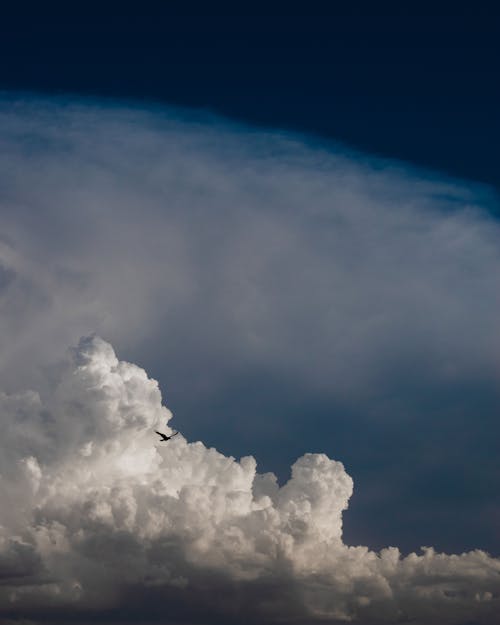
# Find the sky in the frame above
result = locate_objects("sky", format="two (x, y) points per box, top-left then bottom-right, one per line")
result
(0, 8), (499, 625)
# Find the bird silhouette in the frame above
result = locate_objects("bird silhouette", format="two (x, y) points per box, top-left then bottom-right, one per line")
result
(155, 430), (179, 442)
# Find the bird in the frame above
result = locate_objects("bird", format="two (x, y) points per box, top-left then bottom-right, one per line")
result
(155, 430), (179, 442)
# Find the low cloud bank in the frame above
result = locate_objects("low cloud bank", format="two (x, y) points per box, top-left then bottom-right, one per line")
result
(0, 337), (498, 624)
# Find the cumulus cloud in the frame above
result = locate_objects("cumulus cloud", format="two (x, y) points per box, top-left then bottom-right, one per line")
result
(0, 336), (498, 624)
(0, 96), (500, 588)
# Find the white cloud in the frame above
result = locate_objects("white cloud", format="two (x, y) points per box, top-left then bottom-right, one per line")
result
(0, 96), (498, 405)
(0, 96), (499, 622)
(0, 336), (498, 624)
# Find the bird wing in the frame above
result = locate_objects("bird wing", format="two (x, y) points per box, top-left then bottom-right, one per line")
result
(155, 431), (167, 439)
(171, 431), (179, 437)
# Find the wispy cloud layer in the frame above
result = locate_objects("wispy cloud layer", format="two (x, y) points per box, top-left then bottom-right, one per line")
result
(0, 336), (498, 624)
(0, 97), (498, 401)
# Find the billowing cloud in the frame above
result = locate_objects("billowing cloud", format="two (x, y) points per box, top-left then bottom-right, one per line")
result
(0, 336), (498, 624)
(0, 95), (499, 620)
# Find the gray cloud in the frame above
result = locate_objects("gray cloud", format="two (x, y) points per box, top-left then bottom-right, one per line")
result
(0, 336), (498, 625)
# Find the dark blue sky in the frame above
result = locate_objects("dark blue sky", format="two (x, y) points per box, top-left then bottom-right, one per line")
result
(1, 8), (498, 189)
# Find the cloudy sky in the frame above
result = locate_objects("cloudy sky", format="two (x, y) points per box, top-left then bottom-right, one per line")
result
(0, 8), (499, 625)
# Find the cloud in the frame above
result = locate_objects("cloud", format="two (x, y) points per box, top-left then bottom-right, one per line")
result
(0, 96), (499, 403)
(0, 336), (499, 624)
(1, 95), (499, 560)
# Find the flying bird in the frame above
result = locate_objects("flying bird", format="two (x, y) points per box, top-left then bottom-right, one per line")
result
(155, 430), (179, 442)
